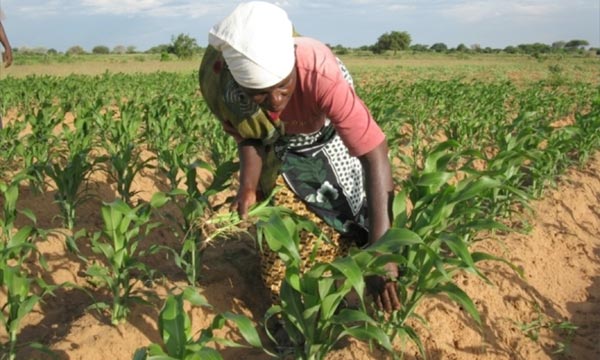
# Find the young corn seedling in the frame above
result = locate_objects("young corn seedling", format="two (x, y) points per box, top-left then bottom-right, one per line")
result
(44, 116), (98, 250)
(257, 211), (394, 360)
(20, 105), (62, 194)
(95, 103), (154, 205)
(133, 287), (268, 360)
(162, 158), (238, 285)
(0, 173), (55, 360)
(0, 119), (27, 177)
(369, 141), (524, 355)
(85, 193), (168, 325)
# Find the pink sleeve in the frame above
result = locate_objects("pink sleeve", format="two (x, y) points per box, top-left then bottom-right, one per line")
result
(318, 71), (386, 157)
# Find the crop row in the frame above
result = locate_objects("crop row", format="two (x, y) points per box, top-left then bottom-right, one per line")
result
(0, 72), (598, 359)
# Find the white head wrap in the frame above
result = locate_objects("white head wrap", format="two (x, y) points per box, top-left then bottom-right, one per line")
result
(208, 1), (295, 89)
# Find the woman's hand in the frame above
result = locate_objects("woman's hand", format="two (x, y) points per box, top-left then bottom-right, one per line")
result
(359, 140), (398, 312)
(232, 187), (260, 219)
(366, 263), (401, 313)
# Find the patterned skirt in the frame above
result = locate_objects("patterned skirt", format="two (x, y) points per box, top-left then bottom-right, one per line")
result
(260, 123), (369, 302)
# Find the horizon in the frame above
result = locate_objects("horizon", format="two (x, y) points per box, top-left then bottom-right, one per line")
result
(1, 0), (599, 53)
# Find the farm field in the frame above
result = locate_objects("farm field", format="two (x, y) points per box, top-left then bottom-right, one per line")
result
(0, 53), (599, 360)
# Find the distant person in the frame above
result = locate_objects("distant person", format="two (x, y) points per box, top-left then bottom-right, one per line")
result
(0, 15), (12, 129)
(0, 21), (12, 69)
(199, 1), (400, 312)
(0, 18), (12, 68)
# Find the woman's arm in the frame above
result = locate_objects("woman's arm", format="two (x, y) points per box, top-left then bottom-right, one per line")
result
(0, 21), (12, 68)
(359, 139), (401, 312)
(234, 141), (264, 219)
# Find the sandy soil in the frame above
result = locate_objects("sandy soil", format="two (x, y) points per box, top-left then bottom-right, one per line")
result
(1, 143), (599, 359)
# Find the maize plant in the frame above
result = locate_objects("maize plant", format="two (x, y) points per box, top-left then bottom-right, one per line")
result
(0, 173), (55, 360)
(44, 115), (98, 244)
(133, 287), (267, 360)
(85, 193), (168, 325)
(257, 211), (394, 360)
(95, 103), (154, 205)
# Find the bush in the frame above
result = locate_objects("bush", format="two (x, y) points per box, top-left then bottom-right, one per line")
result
(92, 45), (110, 54)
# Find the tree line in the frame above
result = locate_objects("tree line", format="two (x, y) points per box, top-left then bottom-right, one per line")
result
(12, 31), (597, 59)
(358, 31), (595, 55)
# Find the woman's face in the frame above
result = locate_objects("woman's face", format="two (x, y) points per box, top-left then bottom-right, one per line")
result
(240, 67), (297, 114)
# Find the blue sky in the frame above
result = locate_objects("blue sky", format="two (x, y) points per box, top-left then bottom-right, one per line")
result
(1, 0), (598, 52)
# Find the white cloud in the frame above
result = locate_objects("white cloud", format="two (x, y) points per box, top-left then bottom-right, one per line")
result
(7, 0), (233, 18)
(440, 0), (566, 23)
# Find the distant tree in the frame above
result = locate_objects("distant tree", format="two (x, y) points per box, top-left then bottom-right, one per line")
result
(470, 43), (482, 52)
(331, 44), (349, 55)
(565, 39), (589, 51)
(169, 33), (199, 59)
(66, 45), (86, 55)
(146, 44), (170, 54)
(430, 43), (448, 52)
(126, 45), (137, 54)
(373, 31), (411, 54)
(92, 45), (110, 54)
(410, 44), (429, 52)
(112, 45), (127, 54)
(517, 43), (551, 54)
(18, 46), (48, 55)
(503, 45), (518, 54)
(47, 48), (58, 55)
(552, 41), (566, 51)
(456, 43), (468, 52)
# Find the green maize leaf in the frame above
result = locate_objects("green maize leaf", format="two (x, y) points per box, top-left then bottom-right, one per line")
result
(167, 189), (188, 197)
(452, 176), (501, 204)
(19, 208), (37, 224)
(220, 312), (263, 348)
(301, 304), (320, 340)
(14, 295), (41, 329)
(472, 252), (524, 278)
(392, 190), (408, 228)
(287, 272), (302, 292)
(188, 159), (213, 172)
(426, 202), (456, 232)
(305, 263), (330, 280)
(341, 324), (393, 352)
(416, 171), (454, 191)
(132, 347), (151, 360)
(182, 287), (210, 307)
(316, 277), (336, 299)
(263, 306), (284, 343)
(320, 292), (346, 321)
(398, 325), (425, 359)
(367, 228), (422, 253)
(330, 257), (364, 296)
(463, 219), (512, 233)
(150, 192), (170, 208)
(279, 283), (305, 330)
(499, 184), (531, 201)
(3, 182), (18, 210)
(439, 233), (476, 270)
(8, 225), (35, 247)
(159, 294), (189, 358)
(331, 308), (377, 325)
(257, 218), (286, 253)
(423, 140), (459, 171)
(350, 250), (376, 270)
(367, 254), (408, 274)
(434, 282), (481, 325)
